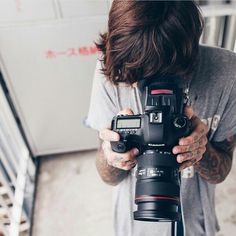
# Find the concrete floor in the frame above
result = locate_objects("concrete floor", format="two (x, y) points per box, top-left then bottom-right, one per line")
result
(215, 151), (236, 236)
(32, 150), (236, 236)
(32, 150), (113, 236)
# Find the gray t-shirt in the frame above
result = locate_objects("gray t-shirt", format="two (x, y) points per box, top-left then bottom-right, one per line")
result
(86, 45), (236, 236)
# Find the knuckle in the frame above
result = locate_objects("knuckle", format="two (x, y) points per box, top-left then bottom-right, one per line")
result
(188, 144), (194, 151)
(188, 152), (193, 158)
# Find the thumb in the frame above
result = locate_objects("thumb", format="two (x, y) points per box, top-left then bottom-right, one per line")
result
(118, 108), (134, 115)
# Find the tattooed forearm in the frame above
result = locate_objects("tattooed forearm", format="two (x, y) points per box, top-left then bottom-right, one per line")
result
(96, 145), (129, 186)
(194, 135), (236, 184)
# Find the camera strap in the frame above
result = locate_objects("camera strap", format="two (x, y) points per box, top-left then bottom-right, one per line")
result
(171, 174), (185, 236)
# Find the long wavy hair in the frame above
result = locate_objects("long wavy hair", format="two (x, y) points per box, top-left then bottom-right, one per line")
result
(96, 0), (204, 85)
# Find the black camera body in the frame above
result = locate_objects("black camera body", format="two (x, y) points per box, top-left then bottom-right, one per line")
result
(111, 77), (190, 153)
(111, 76), (191, 222)
(111, 112), (189, 154)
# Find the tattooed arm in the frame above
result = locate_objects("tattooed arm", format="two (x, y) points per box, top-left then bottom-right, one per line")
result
(194, 135), (236, 184)
(96, 136), (139, 186)
(96, 140), (130, 186)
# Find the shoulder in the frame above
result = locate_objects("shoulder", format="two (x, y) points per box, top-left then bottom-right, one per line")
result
(93, 60), (117, 95)
(198, 45), (236, 78)
(190, 45), (236, 115)
(199, 44), (236, 59)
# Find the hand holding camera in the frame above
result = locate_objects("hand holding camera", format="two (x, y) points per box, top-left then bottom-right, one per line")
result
(99, 108), (139, 171)
(173, 105), (208, 171)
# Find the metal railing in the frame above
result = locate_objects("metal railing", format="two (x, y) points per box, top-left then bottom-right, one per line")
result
(200, 2), (236, 50)
(0, 82), (35, 236)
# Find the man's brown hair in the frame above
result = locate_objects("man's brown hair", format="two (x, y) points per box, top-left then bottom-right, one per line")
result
(96, 0), (204, 84)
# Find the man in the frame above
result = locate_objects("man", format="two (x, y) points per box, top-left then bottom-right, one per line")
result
(86, 1), (236, 236)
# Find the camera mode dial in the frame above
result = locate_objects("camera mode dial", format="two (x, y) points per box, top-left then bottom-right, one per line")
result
(173, 116), (187, 129)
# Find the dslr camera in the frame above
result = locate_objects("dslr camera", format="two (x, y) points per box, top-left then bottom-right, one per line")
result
(111, 76), (191, 222)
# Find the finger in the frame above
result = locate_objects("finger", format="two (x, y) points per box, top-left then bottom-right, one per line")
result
(105, 147), (139, 170)
(117, 108), (134, 115)
(173, 136), (208, 154)
(112, 148), (139, 162)
(184, 105), (194, 119)
(173, 142), (199, 154)
(176, 146), (206, 163)
(121, 161), (137, 170)
(99, 128), (120, 141)
(121, 160), (137, 169)
(179, 121), (208, 145)
(111, 157), (136, 170)
(124, 159), (137, 165)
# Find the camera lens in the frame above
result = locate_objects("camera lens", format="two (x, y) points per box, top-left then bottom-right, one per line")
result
(134, 150), (181, 222)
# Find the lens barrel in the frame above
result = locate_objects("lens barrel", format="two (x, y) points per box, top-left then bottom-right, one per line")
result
(134, 150), (181, 222)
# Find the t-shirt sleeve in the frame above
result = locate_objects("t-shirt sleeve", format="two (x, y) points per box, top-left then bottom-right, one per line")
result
(85, 61), (119, 131)
(213, 80), (236, 142)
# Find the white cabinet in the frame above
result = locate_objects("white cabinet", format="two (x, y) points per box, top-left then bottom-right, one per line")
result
(0, 2), (108, 156)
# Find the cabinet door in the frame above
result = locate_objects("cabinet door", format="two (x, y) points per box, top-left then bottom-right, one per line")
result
(0, 17), (107, 155)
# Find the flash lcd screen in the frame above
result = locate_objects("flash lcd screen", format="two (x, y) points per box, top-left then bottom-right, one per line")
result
(117, 118), (141, 129)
